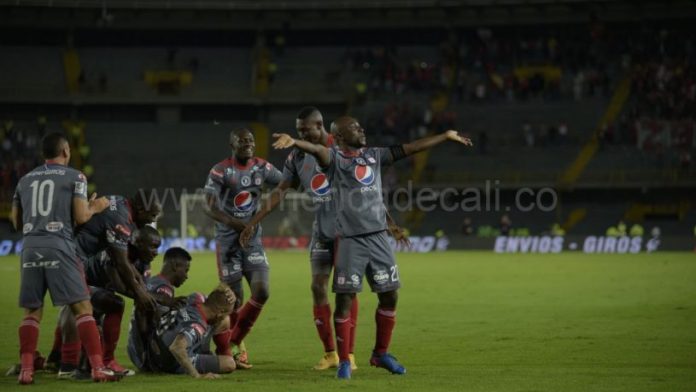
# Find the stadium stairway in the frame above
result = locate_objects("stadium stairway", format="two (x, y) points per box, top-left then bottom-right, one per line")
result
(558, 73), (632, 189)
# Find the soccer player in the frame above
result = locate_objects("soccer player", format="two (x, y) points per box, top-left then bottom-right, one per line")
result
(149, 285), (237, 378)
(10, 132), (119, 384)
(203, 128), (283, 368)
(51, 192), (162, 377)
(272, 117), (472, 379)
(240, 107), (408, 370)
(128, 246), (192, 371)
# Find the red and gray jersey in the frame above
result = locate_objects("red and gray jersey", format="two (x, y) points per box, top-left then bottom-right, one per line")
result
(325, 146), (405, 238)
(203, 157), (283, 243)
(154, 297), (211, 372)
(283, 149), (335, 241)
(75, 195), (135, 260)
(12, 162), (88, 255)
(146, 274), (175, 299)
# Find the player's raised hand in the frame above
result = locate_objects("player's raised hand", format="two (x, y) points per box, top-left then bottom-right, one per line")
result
(445, 130), (473, 146)
(272, 133), (296, 149)
(88, 193), (111, 213)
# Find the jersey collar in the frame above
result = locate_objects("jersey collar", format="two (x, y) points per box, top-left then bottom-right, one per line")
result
(44, 159), (64, 166)
(227, 157), (255, 171)
(339, 147), (363, 157)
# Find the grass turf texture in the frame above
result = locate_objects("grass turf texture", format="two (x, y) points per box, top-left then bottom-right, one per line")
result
(0, 251), (694, 391)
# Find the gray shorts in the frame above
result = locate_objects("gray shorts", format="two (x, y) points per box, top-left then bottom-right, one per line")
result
(309, 236), (334, 276)
(216, 240), (269, 285)
(332, 231), (401, 294)
(19, 247), (90, 308)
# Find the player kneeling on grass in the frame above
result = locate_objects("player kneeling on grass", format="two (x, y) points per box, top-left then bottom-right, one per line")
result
(149, 284), (237, 379)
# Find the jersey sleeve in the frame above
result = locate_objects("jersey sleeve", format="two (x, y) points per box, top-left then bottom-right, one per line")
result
(203, 164), (225, 196)
(176, 321), (207, 347)
(264, 161), (284, 187)
(282, 151), (299, 183)
(73, 172), (88, 200)
(149, 282), (174, 298)
(105, 209), (133, 251)
(376, 146), (407, 166)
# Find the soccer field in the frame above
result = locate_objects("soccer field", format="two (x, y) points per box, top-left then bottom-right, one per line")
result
(0, 251), (694, 391)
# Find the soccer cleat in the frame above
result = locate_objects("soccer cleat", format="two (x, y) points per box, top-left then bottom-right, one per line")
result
(105, 359), (136, 377)
(336, 360), (351, 379)
(369, 352), (406, 375)
(6, 364), (20, 376)
(18, 369), (34, 385)
(349, 353), (358, 371)
(234, 351), (253, 370)
(91, 367), (122, 383)
(313, 351), (339, 370)
(44, 351), (60, 372)
(57, 369), (77, 380)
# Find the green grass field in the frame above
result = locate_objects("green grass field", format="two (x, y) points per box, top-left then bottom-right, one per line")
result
(0, 251), (695, 391)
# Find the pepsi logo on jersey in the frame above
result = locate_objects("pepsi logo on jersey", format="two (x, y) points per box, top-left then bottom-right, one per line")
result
(233, 191), (254, 214)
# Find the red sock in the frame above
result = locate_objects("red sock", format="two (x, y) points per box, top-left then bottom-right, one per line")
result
(334, 316), (351, 361)
(19, 316), (40, 371)
(62, 341), (81, 367)
(101, 310), (123, 363)
(374, 307), (396, 355)
(349, 297), (359, 354)
(229, 299), (264, 345)
(313, 304), (335, 352)
(75, 314), (105, 369)
(214, 329), (232, 356)
(51, 326), (63, 354)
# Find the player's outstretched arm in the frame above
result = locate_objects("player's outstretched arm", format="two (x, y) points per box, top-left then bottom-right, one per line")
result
(203, 193), (248, 232)
(272, 133), (331, 167)
(169, 334), (214, 378)
(109, 246), (157, 312)
(403, 130), (473, 157)
(73, 193), (110, 226)
(240, 180), (293, 248)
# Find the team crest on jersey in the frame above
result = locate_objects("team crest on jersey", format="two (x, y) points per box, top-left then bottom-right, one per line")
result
(241, 176), (251, 186)
(354, 165), (375, 185)
(233, 191), (254, 211)
(310, 173), (331, 196)
(368, 157), (376, 164)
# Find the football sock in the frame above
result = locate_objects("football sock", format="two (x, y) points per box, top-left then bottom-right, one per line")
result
(334, 315), (351, 362)
(101, 310), (123, 363)
(349, 297), (359, 354)
(374, 307), (396, 355)
(313, 304), (335, 352)
(229, 298), (264, 345)
(75, 314), (105, 369)
(19, 316), (40, 371)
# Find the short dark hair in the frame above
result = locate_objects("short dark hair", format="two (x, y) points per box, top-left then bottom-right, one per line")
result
(139, 225), (161, 242)
(296, 106), (320, 120)
(163, 247), (191, 265)
(42, 132), (68, 159)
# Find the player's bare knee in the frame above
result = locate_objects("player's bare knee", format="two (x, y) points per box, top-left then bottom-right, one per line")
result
(251, 286), (270, 303)
(334, 293), (353, 317)
(219, 355), (236, 373)
(310, 281), (328, 301)
(377, 290), (398, 308)
(69, 299), (93, 316)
